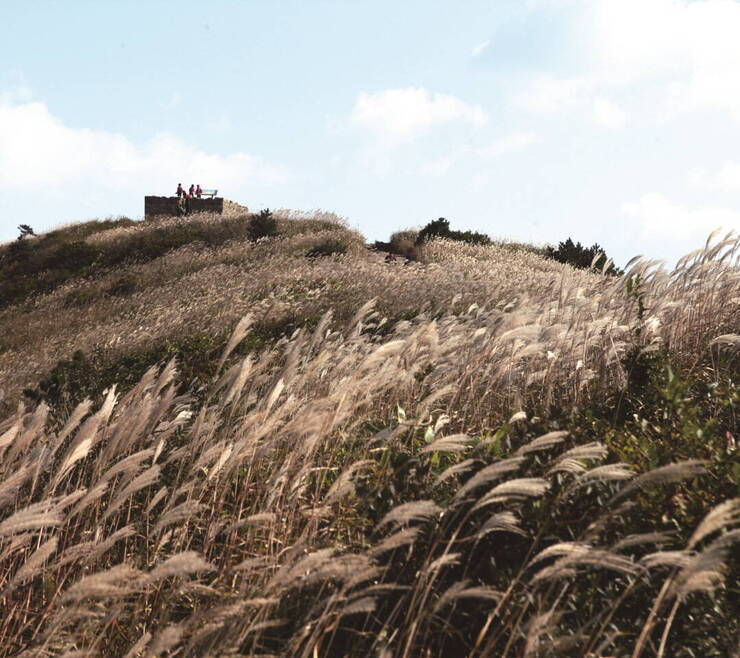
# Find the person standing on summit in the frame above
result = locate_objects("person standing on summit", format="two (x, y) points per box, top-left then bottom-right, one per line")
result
(188, 184), (195, 198)
(176, 183), (184, 198)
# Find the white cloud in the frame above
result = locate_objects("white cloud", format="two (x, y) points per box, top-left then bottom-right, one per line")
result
(514, 1), (740, 125)
(592, 97), (626, 128)
(349, 88), (487, 142)
(689, 161), (740, 190)
(481, 131), (539, 156)
(471, 39), (491, 57)
(622, 193), (740, 240)
(513, 77), (626, 127)
(513, 76), (590, 113)
(0, 97), (286, 192)
(421, 131), (538, 177)
(587, 0), (690, 84)
(587, 0), (740, 119)
(421, 153), (458, 176)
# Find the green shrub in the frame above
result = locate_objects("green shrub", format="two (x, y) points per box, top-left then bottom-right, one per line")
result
(23, 334), (224, 410)
(285, 344), (739, 656)
(545, 237), (623, 275)
(21, 324), (285, 413)
(248, 209), (278, 241)
(416, 217), (492, 246)
(305, 238), (347, 258)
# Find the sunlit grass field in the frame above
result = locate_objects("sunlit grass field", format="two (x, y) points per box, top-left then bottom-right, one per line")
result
(0, 212), (737, 656)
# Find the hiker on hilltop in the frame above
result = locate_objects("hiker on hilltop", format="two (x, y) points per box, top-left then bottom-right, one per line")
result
(195, 184), (202, 198)
(188, 184), (195, 198)
(176, 183), (184, 198)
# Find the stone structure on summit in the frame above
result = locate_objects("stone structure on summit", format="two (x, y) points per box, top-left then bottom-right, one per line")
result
(144, 196), (248, 218)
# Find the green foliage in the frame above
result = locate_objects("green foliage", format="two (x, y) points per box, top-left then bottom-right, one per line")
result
(248, 209), (278, 241)
(304, 353), (739, 655)
(545, 237), (623, 275)
(23, 334), (223, 411)
(21, 320), (289, 413)
(611, 353), (736, 483)
(416, 217), (492, 246)
(305, 238), (347, 258)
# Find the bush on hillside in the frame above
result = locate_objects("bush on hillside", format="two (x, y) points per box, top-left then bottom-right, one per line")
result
(373, 231), (420, 260)
(416, 217), (492, 246)
(545, 237), (623, 275)
(389, 229), (420, 260)
(21, 321), (290, 412)
(305, 238), (348, 258)
(23, 334), (223, 410)
(248, 209), (278, 241)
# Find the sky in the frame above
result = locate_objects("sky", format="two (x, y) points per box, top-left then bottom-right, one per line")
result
(2, 0), (740, 268)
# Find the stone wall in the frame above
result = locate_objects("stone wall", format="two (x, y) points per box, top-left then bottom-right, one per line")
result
(144, 196), (249, 217)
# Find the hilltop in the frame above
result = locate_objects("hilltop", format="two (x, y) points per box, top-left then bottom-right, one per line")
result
(0, 211), (737, 656)
(0, 210), (577, 413)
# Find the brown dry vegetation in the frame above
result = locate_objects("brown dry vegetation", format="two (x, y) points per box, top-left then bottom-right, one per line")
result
(0, 212), (737, 656)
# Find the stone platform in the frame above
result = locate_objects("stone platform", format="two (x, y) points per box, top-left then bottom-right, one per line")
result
(144, 196), (248, 217)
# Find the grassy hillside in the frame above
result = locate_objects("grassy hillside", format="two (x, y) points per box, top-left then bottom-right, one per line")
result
(0, 212), (737, 656)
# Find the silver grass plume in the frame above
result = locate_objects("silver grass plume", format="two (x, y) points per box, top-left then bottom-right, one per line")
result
(451, 457), (525, 504)
(472, 478), (550, 510)
(514, 430), (568, 456)
(376, 500), (442, 531)
(147, 551), (214, 582)
(610, 460), (708, 504)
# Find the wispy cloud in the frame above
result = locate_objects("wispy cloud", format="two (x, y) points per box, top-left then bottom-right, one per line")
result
(480, 131), (539, 157)
(517, 0), (740, 123)
(591, 98), (626, 128)
(622, 193), (739, 240)
(471, 39), (491, 57)
(512, 76), (590, 113)
(421, 131), (538, 177)
(349, 87), (487, 143)
(512, 77), (626, 128)
(689, 162), (740, 191)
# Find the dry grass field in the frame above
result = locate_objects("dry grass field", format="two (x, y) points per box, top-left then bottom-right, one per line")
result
(0, 212), (737, 656)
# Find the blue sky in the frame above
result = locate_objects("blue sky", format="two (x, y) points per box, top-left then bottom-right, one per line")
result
(2, 0), (740, 267)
